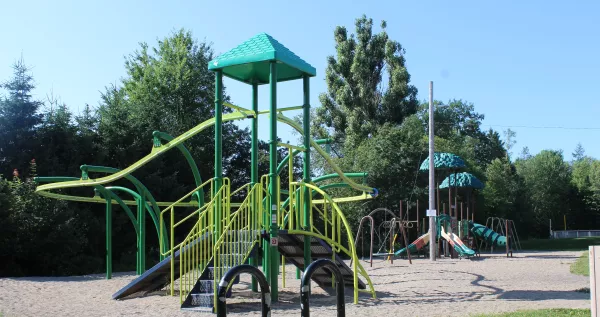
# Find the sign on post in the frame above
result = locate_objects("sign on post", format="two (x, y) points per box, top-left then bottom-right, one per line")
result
(591, 246), (600, 317)
(270, 237), (278, 246)
(426, 209), (436, 217)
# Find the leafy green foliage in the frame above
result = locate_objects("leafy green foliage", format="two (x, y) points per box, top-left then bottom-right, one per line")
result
(515, 150), (572, 234)
(0, 161), (92, 276)
(0, 58), (43, 177)
(315, 15), (418, 146)
(482, 158), (520, 219)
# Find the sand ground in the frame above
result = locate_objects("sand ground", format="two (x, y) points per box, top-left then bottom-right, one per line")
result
(0, 251), (591, 317)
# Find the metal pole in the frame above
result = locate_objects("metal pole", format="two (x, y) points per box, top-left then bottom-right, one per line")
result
(214, 70), (223, 243)
(472, 191), (476, 222)
(428, 81), (436, 262)
(448, 178), (452, 217)
(139, 194), (146, 273)
(267, 61), (279, 301)
(250, 82), (259, 292)
(416, 200), (420, 235)
(106, 197), (112, 279)
(302, 75), (312, 275)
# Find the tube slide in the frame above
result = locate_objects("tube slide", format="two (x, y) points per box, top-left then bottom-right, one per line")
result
(394, 232), (430, 256)
(470, 222), (507, 247)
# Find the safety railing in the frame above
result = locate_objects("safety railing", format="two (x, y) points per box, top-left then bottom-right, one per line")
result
(158, 177), (231, 297)
(286, 181), (376, 303)
(211, 182), (263, 308)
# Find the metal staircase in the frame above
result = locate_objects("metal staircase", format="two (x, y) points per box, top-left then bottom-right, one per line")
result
(181, 231), (259, 311)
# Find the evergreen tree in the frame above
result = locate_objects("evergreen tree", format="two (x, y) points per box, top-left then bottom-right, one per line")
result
(0, 57), (43, 177)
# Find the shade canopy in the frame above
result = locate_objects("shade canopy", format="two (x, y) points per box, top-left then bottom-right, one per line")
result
(208, 33), (316, 85)
(419, 152), (466, 171)
(439, 172), (484, 189)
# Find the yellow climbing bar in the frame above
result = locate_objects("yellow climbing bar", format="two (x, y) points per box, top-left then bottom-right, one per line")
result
(276, 114), (375, 194)
(257, 105), (304, 115)
(223, 102), (255, 117)
(312, 192), (373, 204)
(277, 142), (305, 152)
(35, 111), (247, 192)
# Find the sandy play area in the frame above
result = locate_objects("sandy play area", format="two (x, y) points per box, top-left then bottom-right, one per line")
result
(0, 250), (591, 317)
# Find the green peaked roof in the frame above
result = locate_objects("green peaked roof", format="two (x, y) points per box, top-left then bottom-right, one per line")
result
(419, 153), (466, 171)
(439, 172), (484, 189)
(208, 33), (316, 85)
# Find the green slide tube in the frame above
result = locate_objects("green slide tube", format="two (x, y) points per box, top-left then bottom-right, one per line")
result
(470, 222), (507, 247)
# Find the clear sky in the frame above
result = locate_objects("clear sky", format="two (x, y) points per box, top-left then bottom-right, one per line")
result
(2, 0), (599, 161)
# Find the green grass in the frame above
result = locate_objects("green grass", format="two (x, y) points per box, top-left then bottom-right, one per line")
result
(520, 237), (600, 251)
(570, 251), (590, 276)
(473, 308), (591, 317)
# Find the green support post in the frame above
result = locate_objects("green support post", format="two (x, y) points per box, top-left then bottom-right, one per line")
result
(267, 61), (279, 301)
(105, 196), (112, 279)
(250, 82), (259, 292)
(139, 194), (146, 273)
(302, 74), (312, 272)
(214, 70), (223, 242)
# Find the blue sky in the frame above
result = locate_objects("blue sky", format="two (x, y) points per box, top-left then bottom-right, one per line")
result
(2, 0), (599, 161)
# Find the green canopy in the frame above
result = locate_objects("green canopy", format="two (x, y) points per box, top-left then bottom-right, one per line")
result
(439, 172), (484, 189)
(208, 33), (316, 85)
(419, 153), (466, 171)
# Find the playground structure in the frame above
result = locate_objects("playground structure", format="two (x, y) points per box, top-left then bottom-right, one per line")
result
(33, 33), (378, 313)
(389, 158), (518, 261)
(354, 201), (425, 266)
(477, 216), (522, 256)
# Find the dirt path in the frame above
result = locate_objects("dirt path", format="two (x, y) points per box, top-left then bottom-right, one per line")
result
(0, 251), (590, 316)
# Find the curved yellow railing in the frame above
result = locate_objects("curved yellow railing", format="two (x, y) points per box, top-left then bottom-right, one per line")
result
(35, 111), (248, 193)
(275, 114), (375, 194)
(287, 181), (376, 303)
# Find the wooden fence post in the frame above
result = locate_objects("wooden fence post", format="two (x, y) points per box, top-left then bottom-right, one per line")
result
(591, 245), (600, 317)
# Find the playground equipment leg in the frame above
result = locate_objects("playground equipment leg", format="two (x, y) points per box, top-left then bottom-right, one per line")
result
(250, 82), (259, 292)
(267, 61), (279, 302)
(105, 197), (112, 279)
(302, 74), (312, 278)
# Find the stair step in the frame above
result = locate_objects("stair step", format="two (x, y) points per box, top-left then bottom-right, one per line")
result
(223, 229), (259, 240)
(189, 293), (214, 308)
(215, 254), (247, 266)
(195, 280), (214, 293)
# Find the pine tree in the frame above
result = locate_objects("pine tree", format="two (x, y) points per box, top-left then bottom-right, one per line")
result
(0, 57), (43, 177)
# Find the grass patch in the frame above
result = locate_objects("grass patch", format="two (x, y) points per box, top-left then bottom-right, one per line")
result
(520, 237), (600, 251)
(570, 251), (590, 276)
(473, 308), (591, 316)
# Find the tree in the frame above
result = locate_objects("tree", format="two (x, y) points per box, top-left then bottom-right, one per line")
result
(515, 150), (572, 235)
(35, 94), (79, 176)
(572, 143), (585, 162)
(519, 147), (532, 160)
(421, 99), (484, 140)
(315, 15), (419, 147)
(97, 29), (247, 201)
(503, 128), (516, 160)
(334, 115), (427, 225)
(482, 158), (520, 219)
(0, 160), (90, 276)
(420, 99), (505, 169)
(572, 156), (594, 191)
(0, 57), (43, 177)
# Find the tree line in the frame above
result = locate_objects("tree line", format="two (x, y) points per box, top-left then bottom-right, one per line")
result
(1, 18), (598, 276)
